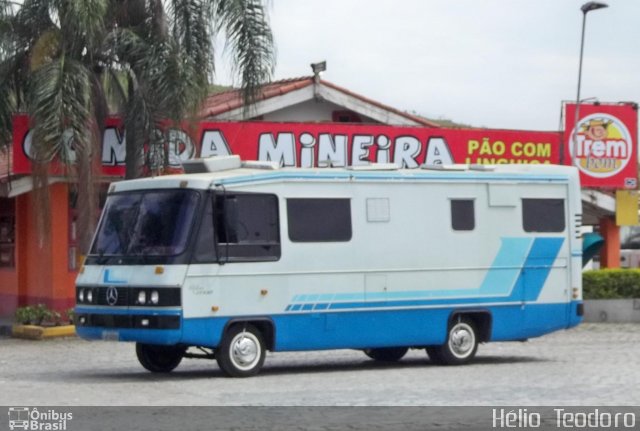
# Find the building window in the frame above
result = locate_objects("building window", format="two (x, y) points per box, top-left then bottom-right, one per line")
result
(287, 198), (352, 242)
(451, 199), (475, 231)
(194, 192), (280, 262)
(522, 198), (565, 233)
(332, 110), (362, 123)
(0, 198), (15, 268)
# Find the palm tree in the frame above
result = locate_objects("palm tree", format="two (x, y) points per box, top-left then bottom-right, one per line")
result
(0, 0), (275, 252)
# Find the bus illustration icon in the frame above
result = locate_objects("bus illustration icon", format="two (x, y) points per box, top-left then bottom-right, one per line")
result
(8, 407), (29, 430)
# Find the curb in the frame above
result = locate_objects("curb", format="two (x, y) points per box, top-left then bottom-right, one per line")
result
(11, 324), (76, 340)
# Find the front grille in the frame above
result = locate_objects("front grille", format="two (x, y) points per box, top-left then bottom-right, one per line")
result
(76, 286), (181, 307)
(97, 286), (129, 306)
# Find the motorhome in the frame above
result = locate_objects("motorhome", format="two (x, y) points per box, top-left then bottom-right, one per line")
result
(75, 156), (584, 377)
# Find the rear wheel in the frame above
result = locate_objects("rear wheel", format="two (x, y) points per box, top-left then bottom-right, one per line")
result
(136, 343), (185, 373)
(426, 318), (478, 365)
(364, 347), (408, 362)
(216, 324), (266, 377)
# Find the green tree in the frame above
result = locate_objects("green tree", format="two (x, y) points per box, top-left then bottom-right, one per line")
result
(0, 0), (274, 252)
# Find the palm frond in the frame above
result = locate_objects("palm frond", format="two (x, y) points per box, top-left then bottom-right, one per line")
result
(27, 55), (98, 249)
(0, 55), (21, 148)
(213, 0), (275, 115)
(27, 56), (96, 170)
(123, 77), (152, 179)
(55, 0), (108, 60)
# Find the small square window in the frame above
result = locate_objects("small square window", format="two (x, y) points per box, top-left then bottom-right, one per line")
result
(522, 199), (565, 232)
(451, 199), (475, 231)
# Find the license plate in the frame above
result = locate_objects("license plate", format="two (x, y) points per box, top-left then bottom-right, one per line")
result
(101, 330), (120, 341)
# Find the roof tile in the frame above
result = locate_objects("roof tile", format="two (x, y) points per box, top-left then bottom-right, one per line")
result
(200, 77), (437, 127)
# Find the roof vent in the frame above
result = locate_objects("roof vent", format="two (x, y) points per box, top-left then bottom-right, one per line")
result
(182, 155), (241, 173)
(241, 160), (281, 170)
(469, 164), (496, 171)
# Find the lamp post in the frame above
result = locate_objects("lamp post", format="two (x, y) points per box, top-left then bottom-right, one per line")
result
(570, 2), (608, 162)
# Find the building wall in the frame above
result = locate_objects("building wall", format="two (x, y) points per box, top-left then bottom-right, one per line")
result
(0, 183), (76, 317)
(262, 100), (377, 123)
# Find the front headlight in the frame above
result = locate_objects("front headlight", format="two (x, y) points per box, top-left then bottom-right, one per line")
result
(78, 289), (85, 303)
(150, 290), (159, 305)
(86, 289), (93, 304)
(137, 290), (147, 305)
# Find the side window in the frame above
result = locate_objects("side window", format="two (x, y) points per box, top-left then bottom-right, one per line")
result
(451, 199), (475, 231)
(194, 197), (215, 262)
(194, 193), (280, 262)
(287, 198), (352, 242)
(522, 198), (565, 232)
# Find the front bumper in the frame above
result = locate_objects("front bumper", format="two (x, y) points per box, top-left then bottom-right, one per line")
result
(75, 308), (182, 345)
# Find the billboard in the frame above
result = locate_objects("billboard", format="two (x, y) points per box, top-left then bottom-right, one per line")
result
(564, 102), (638, 189)
(11, 115), (561, 176)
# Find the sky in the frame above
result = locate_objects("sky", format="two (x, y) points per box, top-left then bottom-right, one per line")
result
(216, 0), (640, 132)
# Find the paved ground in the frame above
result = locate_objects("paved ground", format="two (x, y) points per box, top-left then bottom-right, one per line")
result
(0, 323), (638, 406)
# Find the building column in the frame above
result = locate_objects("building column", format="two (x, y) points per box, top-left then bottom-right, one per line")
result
(599, 216), (620, 268)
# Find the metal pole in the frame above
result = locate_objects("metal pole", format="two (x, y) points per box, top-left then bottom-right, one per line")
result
(570, 11), (588, 164)
(566, 2), (607, 165)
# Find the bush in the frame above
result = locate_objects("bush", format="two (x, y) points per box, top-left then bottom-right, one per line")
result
(14, 304), (62, 326)
(583, 269), (640, 299)
(66, 308), (75, 324)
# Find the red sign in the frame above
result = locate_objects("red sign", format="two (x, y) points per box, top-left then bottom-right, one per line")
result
(564, 102), (638, 189)
(11, 115), (561, 177)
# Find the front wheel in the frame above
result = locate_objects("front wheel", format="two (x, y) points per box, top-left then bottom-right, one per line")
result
(136, 343), (185, 373)
(216, 324), (266, 377)
(427, 318), (478, 365)
(364, 347), (408, 362)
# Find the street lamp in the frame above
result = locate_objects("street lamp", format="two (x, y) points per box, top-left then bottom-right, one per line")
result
(570, 2), (608, 162)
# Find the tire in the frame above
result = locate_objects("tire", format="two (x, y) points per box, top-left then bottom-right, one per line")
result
(216, 324), (266, 377)
(136, 343), (185, 373)
(427, 318), (478, 365)
(364, 347), (408, 362)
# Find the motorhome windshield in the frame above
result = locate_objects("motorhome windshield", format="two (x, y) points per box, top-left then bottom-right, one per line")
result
(91, 190), (199, 257)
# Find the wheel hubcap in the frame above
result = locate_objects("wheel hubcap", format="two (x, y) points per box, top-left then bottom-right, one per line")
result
(231, 333), (259, 369)
(449, 324), (474, 358)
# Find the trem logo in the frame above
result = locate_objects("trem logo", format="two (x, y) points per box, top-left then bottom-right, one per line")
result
(569, 113), (633, 178)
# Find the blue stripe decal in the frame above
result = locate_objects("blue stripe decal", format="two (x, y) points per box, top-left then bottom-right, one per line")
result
(284, 236), (564, 312)
(518, 237), (565, 302)
(477, 237), (533, 296)
(216, 171), (571, 187)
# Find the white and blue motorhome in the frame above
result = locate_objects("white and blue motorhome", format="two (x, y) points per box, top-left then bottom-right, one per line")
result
(75, 156), (584, 377)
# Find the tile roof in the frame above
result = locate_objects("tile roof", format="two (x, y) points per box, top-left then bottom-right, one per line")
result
(201, 77), (314, 117)
(200, 76), (438, 127)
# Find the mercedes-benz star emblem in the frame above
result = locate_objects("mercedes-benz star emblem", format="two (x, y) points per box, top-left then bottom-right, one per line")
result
(106, 286), (118, 306)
